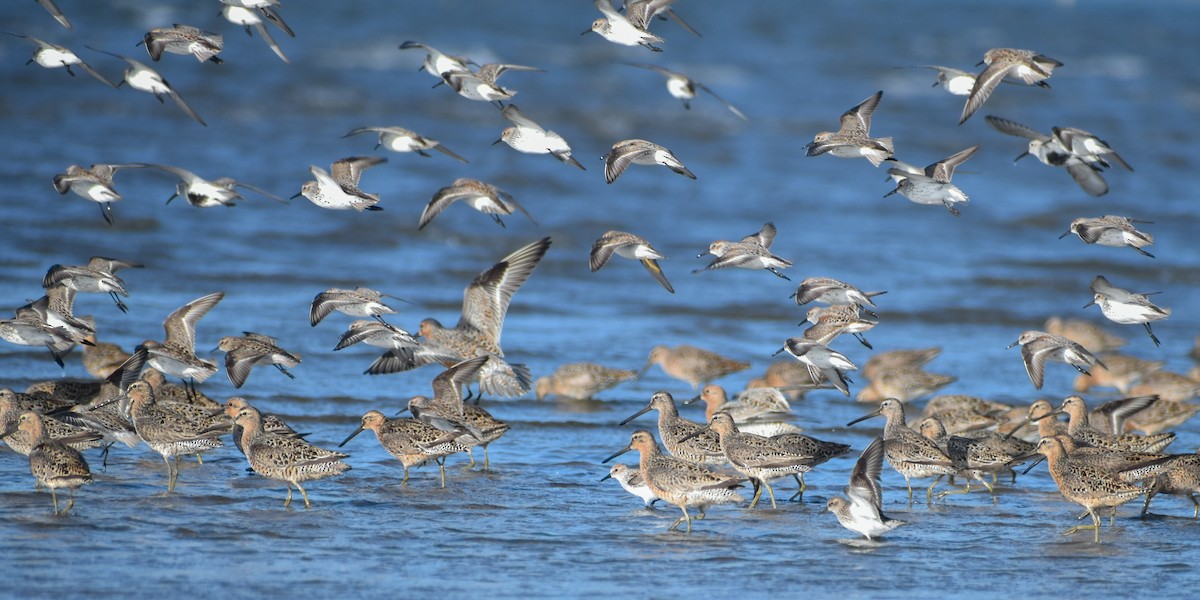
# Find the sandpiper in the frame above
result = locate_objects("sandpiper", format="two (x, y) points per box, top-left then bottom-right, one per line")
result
(827, 436), (905, 539)
(1061, 216), (1154, 258)
(419, 178), (534, 231)
(294, 156), (387, 212)
(139, 163), (284, 208)
(590, 230), (674, 293)
(442, 62), (543, 105)
(985, 115), (1109, 196)
(5, 32), (114, 86)
(602, 139), (695, 184)
(43, 256), (142, 313)
(220, 2), (289, 63)
(624, 62), (746, 119)
(216, 332), (301, 388)
(309, 287), (402, 327)
(694, 222), (792, 280)
(602, 463), (659, 506)
(586, 0), (664, 52)
(884, 145), (979, 216)
(534, 362), (637, 401)
(87, 46), (206, 126)
(804, 91), (894, 166)
(792, 277), (886, 318)
(775, 338), (857, 397)
(960, 48), (1062, 124)
(343, 126), (467, 162)
(52, 163), (147, 224)
(496, 104), (585, 170)
(1086, 275), (1170, 347)
(141, 25), (223, 64)
(1008, 330), (1105, 390)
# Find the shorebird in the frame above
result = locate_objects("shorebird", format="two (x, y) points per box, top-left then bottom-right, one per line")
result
(792, 277), (886, 318)
(985, 115), (1109, 196)
(140, 25), (223, 64)
(687, 385), (792, 424)
(4, 32), (114, 87)
(602, 139), (695, 184)
(603, 430), (744, 533)
(770, 430), (851, 499)
(804, 91), (894, 166)
(216, 332), (301, 388)
(135, 291), (225, 388)
(960, 48), (1062, 124)
(403, 356), (490, 442)
(638, 345), (748, 390)
(1133, 454), (1200, 518)
(848, 399), (956, 502)
(7, 411), (93, 514)
(138, 163), (284, 208)
(418, 178), (534, 231)
(1031, 436), (1145, 542)
(364, 238), (550, 398)
(1061, 216), (1154, 258)
(884, 145), (979, 216)
(220, 1), (290, 63)
(857, 367), (956, 404)
(219, 0), (294, 39)
(398, 41), (475, 82)
(601, 463), (659, 506)
(624, 63), (746, 119)
(907, 65), (977, 96)
(309, 287), (402, 327)
(442, 61), (543, 105)
(590, 230), (674, 293)
(221, 397), (306, 457)
(803, 305), (877, 349)
(1044, 316), (1128, 355)
(231, 405), (349, 508)
(827, 436), (905, 540)
(496, 104), (585, 170)
(1052, 126), (1132, 171)
(1053, 396), (1175, 454)
(774, 338), (857, 397)
(620, 391), (725, 465)
(1086, 275), (1170, 347)
(343, 126), (467, 162)
(534, 362), (638, 401)
(333, 319), (419, 353)
(340, 410), (468, 487)
(1008, 330), (1105, 390)
(694, 222), (793, 280)
(52, 163), (147, 224)
(294, 156), (387, 212)
(87, 47), (206, 126)
(586, 0), (664, 52)
(126, 381), (226, 492)
(697, 412), (813, 509)
(0, 304), (80, 368)
(43, 256), (142, 313)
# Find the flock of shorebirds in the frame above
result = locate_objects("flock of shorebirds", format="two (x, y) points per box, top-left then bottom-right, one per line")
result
(2, 1), (1198, 544)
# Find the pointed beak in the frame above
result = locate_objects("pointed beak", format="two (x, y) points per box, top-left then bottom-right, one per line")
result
(1082, 298), (1097, 309)
(602, 445), (631, 464)
(339, 425), (365, 447)
(600, 473), (613, 482)
(1005, 340), (1021, 349)
(1058, 230), (1073, 239)
(619, 404), (652, 426)
(685, 394), (702, 405)
(1013, 151), (1030, 163)
(846, 408), (882, 427)
(290, 191), (303, 199)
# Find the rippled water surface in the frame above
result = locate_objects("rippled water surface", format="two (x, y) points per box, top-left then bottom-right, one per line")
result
(2, 1), (1200, 597)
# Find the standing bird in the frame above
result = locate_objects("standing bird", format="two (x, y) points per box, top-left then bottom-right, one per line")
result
(960, 48), (1062, 124)
(700, 412), (813, 509)
(126, 381), (226, 492)
(847, 399), (957, 502)
(1030, 436), (1145, 543)
(694, 222), (793, 280)
(620, 391), (725, 466)
(602, 139), (695, 184)
(52, 163), (146, 224)
(294, 156), (386, 212)
(1061, 216), (1154, 258)
(602, 463), (659, 506)
(603, 430), (744, 533)
(343, 126), (467, 162)
(418, 178), (534, 231)
(624, 62), (746, 119)
(8, 412), (92, 515)
(639, 345), (748, 390)
(340, 410), (468, 487)
(1008, 330), (1106, 390)
(231, 405), (349, 508)
(590, 230), (675, 293)
(774, 338), (857, 397)
(827, 437), (905, 540)
(309, 287), (402, 327)
(804, 91), (894, 167)
(141, 25), (224, 64)
(216, 332), (302, 388)
(1086, 275), (1170, 347)
(365, 238), (550, 399)
(884, 145), (980, 216)
(403, 356), (489, 442)
(5, 32), (114, 86)
(43, 256), (143, 313)
(496, 104), (585, 170)
(87, 47), (206, 126)
(534, 362), (638, 401)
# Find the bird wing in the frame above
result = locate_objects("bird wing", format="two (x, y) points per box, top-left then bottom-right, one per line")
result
(457, 237), (551, 346)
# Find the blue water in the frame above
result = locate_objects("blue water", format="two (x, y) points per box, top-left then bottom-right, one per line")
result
(2, 1), (1200, 597)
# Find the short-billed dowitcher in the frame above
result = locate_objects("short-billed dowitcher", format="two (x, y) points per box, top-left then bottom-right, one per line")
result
(687, 384), (792, 424)
(620, 391), (724, 465)
(604, 430), (744, 533)
(534, 362), (637, 401)
(692, 412), (813, 509)
(1132, 453), (1200, 518)
(126, 381), (226, 492)
(222, 397), (305, 456)
(856, 367), (956, 403)
(340, 410), (467, 487)
(768, 430), (850, 500)
(1055, 396), (1175, 453)
(638, 345), (748, 390)
(847, 399), (955, 502)
(1073, 353), (1162, 394)
(1032, 436), (1145, 543)
(232, 405), (350, 508)
(8, 411), (92, 515)
(827, 437), (905, 540)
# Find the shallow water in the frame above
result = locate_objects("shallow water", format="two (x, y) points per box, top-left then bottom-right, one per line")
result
(2, 1), (1200, 597)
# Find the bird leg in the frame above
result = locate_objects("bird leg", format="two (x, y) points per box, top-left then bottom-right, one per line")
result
(789, 473), (806, 502)
(747, 478), (763, 509)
